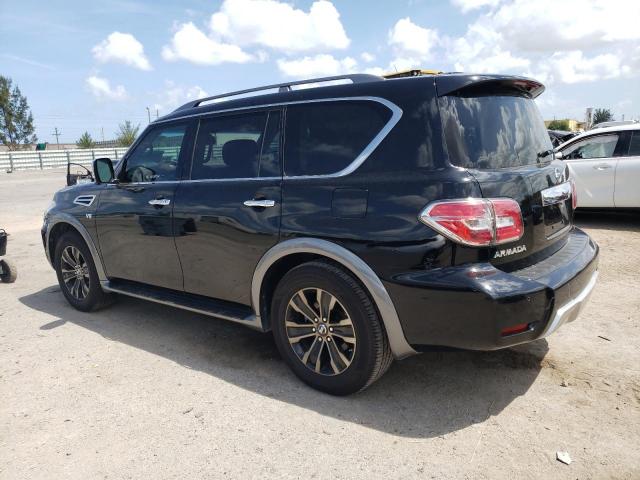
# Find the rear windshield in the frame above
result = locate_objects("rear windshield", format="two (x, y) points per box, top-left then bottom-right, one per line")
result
(439, 95), (553, 169)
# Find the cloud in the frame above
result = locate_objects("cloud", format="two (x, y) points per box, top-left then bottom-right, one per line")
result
(361, 52), (375, 63)
(388, 17), (439, 60)
(210, 0), (349, 53)
(154, 81), (209, 113)
(277, 54), (357, 78)
(162, 22), (253, 66)
(92, 32), (151, 70)
(543, 51), (627, 84)
(86, 76), (127, 100)
(442, 0), (640, 84)
(490, 0), (640, 53)
(451, 0), (502, 12)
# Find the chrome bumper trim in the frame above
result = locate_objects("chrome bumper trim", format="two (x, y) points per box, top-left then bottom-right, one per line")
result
(542, 270), (598, 338)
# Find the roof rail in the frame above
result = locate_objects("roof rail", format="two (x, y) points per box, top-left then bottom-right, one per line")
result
(172, 74), (383, 112)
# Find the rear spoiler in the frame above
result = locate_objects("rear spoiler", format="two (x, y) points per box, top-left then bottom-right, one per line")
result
(435, 75), (545, 99)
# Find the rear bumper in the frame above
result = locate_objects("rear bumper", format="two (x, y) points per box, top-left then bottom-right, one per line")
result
(385, 228), (599, 350)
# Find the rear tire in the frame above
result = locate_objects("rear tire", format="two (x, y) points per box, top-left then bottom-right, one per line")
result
(0, 259), (17, 283)
(54, 231), (115, 312)
(271, 260), (392, 395)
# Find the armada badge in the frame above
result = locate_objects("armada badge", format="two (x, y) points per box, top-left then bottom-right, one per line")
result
(494, 245), (527, 258)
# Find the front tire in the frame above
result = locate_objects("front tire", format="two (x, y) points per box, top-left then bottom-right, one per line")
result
(54, 231), (114, 312)
(271, 261), (392, 395)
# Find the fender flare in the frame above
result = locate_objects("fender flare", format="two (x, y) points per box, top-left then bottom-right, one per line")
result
(45, 213), (108, 283)
(251, 238), (417, 359)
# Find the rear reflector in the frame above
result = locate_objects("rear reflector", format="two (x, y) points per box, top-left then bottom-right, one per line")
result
(500, 323), (530, 336)
(419, 198), (524, 247)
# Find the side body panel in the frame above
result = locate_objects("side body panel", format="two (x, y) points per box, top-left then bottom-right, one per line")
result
(173, 179), (281, 305)
(615, 156), (640, 207)
(567, 156), (616, 207)
(95, 183), (184, 290)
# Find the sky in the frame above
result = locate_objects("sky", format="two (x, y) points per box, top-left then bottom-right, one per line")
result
(1, 0), (639, 144)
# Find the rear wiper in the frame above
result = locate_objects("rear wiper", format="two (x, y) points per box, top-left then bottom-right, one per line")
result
(537, 149), (554, 159)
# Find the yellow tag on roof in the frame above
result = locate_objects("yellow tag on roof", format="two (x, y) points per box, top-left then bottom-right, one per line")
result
(383, 69), (443, 79)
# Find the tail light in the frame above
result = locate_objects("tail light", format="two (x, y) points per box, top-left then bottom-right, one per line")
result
(570, 179), (577, 210)
(419, 198), (524, 247)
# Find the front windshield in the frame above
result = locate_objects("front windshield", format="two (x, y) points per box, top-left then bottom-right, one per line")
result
(439, 95), (553, 169)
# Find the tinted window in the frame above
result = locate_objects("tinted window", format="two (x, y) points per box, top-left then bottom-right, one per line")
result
(123, 125), (186, 182)
(563, 134), (618, 160)
(191, 112), (280, 180)
(439, 95), (553, 169)
(284, 101), (391, 176)
(627, 131), (640, 156)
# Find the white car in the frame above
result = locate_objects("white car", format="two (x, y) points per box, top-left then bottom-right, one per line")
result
(556, 124), (640, 208)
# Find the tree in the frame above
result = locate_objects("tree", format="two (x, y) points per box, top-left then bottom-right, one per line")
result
(593, 108), (614, 126)
(0, 76), (37, 150)
(76, 131), (95, 149)
(116, 120), (140, 147)
(547, 119), (570, 131)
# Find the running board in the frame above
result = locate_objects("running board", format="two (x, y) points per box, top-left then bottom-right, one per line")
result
(102, 279), (264, 331)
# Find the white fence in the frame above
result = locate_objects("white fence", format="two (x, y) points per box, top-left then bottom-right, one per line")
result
(0, 147), (129, 172)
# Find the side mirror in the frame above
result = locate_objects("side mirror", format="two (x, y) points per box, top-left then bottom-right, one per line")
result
(93, 157), (115, 184)
(554, 151), (564, 160)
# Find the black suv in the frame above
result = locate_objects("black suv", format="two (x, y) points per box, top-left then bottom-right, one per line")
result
(43, 73), (599, 395)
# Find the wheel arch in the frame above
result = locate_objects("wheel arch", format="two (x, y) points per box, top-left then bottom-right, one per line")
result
(252, 238), (417, 359)
(45, 214), (107, 283)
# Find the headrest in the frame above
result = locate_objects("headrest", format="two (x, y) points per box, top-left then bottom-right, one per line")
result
(222, 139), (258, 170)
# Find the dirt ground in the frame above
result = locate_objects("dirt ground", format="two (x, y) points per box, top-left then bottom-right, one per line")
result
(1, 169), (639, 479)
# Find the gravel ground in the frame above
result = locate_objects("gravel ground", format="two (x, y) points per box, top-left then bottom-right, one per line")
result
(1, 169), (639, 479)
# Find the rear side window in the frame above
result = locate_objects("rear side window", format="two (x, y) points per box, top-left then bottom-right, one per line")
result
(439, 95), (553, 169)
(627, 131), (640, 156)
(563, 134), (619, 160)
(191, 111), (281, 180)
(284, 101), (391, 176)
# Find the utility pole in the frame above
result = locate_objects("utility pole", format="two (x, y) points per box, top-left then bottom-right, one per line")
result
(52, 127), (61, 149)
(146, 106), (151, 123)
(156, 108), (159, 119)
(101, 127), (105, 142)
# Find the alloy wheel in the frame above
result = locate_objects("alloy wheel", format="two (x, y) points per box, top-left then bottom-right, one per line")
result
(60, 245), (90, 300)
(285, 288), (357, 376)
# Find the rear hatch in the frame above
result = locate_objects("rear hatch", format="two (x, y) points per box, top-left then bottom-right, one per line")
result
(436, 75), (573, 269)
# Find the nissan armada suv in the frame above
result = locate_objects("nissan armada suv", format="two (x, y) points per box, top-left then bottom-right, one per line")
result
(42, 73), (599, 395)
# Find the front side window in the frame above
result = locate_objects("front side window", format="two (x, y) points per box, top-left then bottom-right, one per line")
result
(191, 111), (279, 180)
(563, 134), (619, 160)
(122, 125), (186, 183)
(284, 101), (391, 176)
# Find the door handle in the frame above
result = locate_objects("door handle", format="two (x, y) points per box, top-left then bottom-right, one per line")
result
(148, 198), (171, 206)
(243, 199), (276, 208)
(593, 163), (612, 170)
